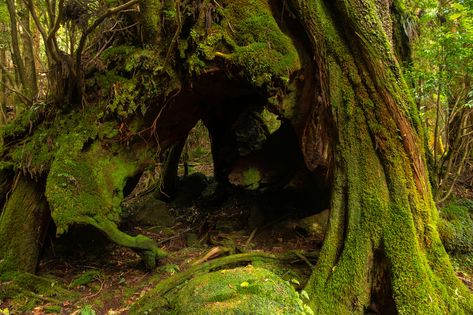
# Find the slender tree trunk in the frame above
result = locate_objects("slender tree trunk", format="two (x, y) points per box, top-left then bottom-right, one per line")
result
(285, 0), (473, 313)
(18, 0), (38, 101)
(0, 49), (7, 124)
(0, 174), (50, 274)
(140, 0), (161, 44)
(5, 0), (27, 95)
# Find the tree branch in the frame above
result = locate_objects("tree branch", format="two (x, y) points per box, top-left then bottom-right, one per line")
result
(0, 80), (31, 105)
(75, 0), (139, 73)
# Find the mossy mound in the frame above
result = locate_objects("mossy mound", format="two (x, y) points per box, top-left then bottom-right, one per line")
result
(172, 265), (312, 315)
(438, 199), (473, 254)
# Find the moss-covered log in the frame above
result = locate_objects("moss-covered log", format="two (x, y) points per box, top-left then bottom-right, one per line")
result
(0, 175), (49, 273)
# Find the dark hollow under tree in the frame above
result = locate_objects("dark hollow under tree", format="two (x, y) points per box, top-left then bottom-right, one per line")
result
(0, 0), (472, 314)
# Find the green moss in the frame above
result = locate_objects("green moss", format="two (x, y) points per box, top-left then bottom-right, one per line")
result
(0, 272), (77, 314)
(0, 105), (42, 140)
(160, 266), (312, 315)
(293, 1), (473, 313)
(242, 167), (261, 190)
(0, 176), (49, 274)
(130, 251), (317, 314)
(68, 270), (103, 288)
(2, 107), (100, 176)
(140, 0), (161, 43)
(261, 108), (281, 134)
(97, 45), (180, 119)
(184, 0), (300, 88)
(46, 135), (136, 234)
(42, 118), (166, 266)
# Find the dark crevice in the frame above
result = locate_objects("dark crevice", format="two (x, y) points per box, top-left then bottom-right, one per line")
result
(368, 247), (397, 314)
(123, 171), (144, 198)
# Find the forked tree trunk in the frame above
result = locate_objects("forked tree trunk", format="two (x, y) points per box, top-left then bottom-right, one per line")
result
(0, 174), (50, 274)
(286, 0), (473, 313)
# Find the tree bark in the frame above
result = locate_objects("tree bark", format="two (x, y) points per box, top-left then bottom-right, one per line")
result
(5, 0), (27, 98)
(284, 0), (473, 313)
(18, 0), (38, 101)
(0, 175), (50, 274)
(0, 49), (7, 124)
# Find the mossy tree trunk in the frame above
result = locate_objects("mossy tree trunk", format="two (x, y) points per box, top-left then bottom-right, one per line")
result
(0, 48), (7, 124)
(285, 0), (473, 313)
(0, 174), (50, 274)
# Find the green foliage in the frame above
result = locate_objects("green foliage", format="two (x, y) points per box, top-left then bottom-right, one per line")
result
(0, 272), (77, 314)
(79, 305), (97, 315)
(0, 105), (42, 140)
(407, 0), (473, 114)
(182, 0), (300, 88)
(438, 199), (473, 253)
(0, 106), (100, 176)
(69, 270), (103, 288)
(0, 2), (9, 50)
(96, 45), (179, 119)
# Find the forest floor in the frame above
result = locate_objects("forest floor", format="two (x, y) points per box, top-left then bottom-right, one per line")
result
(1, 164), (472, 314)
(5, 173), (324, 315)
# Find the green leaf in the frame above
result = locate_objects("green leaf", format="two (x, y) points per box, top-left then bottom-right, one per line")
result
(300, 290), (310, 301)
(80, 305), (96, 315)
(290, 278), (301, 285)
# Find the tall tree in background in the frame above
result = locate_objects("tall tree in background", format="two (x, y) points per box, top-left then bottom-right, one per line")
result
(0, 2), (9, 123)
(18, 0), (38, 100)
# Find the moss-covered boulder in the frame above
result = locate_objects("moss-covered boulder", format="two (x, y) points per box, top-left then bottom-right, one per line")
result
(123, 194), (175, 227)
(298, 209), (330, 244)
(172, 265), (312, 315)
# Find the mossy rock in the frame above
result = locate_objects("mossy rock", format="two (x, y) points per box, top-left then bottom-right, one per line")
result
(123, 194), (175, 227)
(298, 209), (330, 243)
(171, 265), (312, 315)
(438, 199), (473, 254)
(172, 173), (209, 207)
